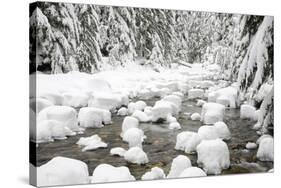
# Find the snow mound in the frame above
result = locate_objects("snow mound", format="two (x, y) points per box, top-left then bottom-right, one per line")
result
(240, 104), (257, 120)
(30, 97), (53, 113)
(214, 121), (231, 140)
(191, 113), (201, 121)
(128, 101), (147, 114)
(162, 94), (182, 112)
(179, 167), (207, 178)
(121, 116), (139, 137)
(196, 139), (230, 174)
(198, 125), (219, 140)
(37, 157), (89, 187)
(188, 89), (204, 100)
(39, 92), (64, 105)
(196, 99), (206, 107)
(208, 86), (238, 108)
(117, 107), (128, 116)
(124, 147), (149, 164)
(175, 131), (201, 154)
(201, 102), (225, 124)
(38, 105), (80, 132)
(141, 167), (166, 180)
(167, 114), (177, 123)
(110, 147), (127, 157)
(169, 122), (181, 130)
(62, 91), (89, 108)
(78, 107), (112, 128)
(144, 106), (153, 116)
(76, 134), (107, 152)
(91, 164), (135, 183)
(257, 136), (274, 162)
(172, 91), (184, 99)
(167, 155), (192, 178)
(151, 101), (173, 122)
(123, 128), (146, 148)
(88, 93), (122, 111)
(87, 78), (112, 93)
(132, 110), (151, 122)
(246, 142), (257, 150)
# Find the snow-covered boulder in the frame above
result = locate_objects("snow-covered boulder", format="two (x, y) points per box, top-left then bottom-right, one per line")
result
(196, 99), (206, 107)
(214, 121), (231, 140)
(132, 110), (151, 122)
(201, 103), (225, 124)
(179, 167), (207, 178)
(76, 135), (107, 152)
(167, 155), (192, 178)
(240, 104), (257, 120)
(175, 131), (201, 154)
(144, 106), (153, 116)
(123, 128), (146, 148)
(88, 93), (122, 111)
(167, 114), (177, 123)
(198, 125), (219, 140)
(162, 95), (182, 111)
(121, 116), (139, 137)
(30, 97), (53, 113)
(196, 139), (230, 174)
(117, 107), (128, 116)
(188, 89), (204, 100)
(78, 108), (103, 128)
(191, 113), (201, 121)
(37, 157), (89, 187)
(110, 147), (127, 157)
(257, 136), (274, 162)
(172, 91), (184, 99)
(141, 167), (166, 180)
(91, 164), (135, 183)
(208, 87), (238, 108)
(128, 101), (147, 114)
(124, 147), (149, 164)
(169, 122), (181, 130)
(246, 142), (257, 150)
(38, 105), (80, 132)
(39, 92), (64, 105)
(78, 107), (112, 128)
(62, 91), (89, 108)
(151, 101), (173, 122)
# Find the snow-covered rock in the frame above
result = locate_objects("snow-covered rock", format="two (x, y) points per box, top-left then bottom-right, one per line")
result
(123, 128), (146, 148)
(124, 147), (149, 164)
(144, 106), (153, 116)
(39, 92), (64, 105)
(246, 142), (257, 150)
(62, 91), (89, 108)
(78, 107), (112, 128)
(175, 131), (201, 154)
(128, 101), (147, 114)
(179, 167), (207, 178)
(37, 157), (89, 187)
(162, 94), (182, 111)
(196, 99), (206, 107)
(167, 114), (177, 123)
(38, 105), (80, 132)
(88, 93), (122, 111)
(169, 122), (181, 130)
(141, 167), (166, 180)
(208, 86), (238, 108)
(167, 155), (192, 178)
(30, 97), (54, 113)
(214, 121), (231, 140)
(121, 116), (139, 137)
(201, 103), (225, 124)
(188, 89), (204, 100)
(257, 137), (274, 162)
(198, 125), (219, 140)
(91, 164), (135, 183)
(240, 104), (257, 120)
(196, 139), (230, 174)
(151, 101), (173, 122)
(132, 110), (151, 122)
(172, 91), (184, 99)
(117, 107), (128, 116)
(76, 135), (107, 152)
(191, 113), (201, 121)
(110, 147), (127, 157)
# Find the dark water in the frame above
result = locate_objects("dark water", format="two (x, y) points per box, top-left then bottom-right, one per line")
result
(36, 96), (273, 179)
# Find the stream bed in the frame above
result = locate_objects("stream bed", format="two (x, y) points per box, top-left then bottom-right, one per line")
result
(36, 96), (273, 180)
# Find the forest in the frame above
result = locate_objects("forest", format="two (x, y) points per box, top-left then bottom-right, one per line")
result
(29, 2), (274, 186)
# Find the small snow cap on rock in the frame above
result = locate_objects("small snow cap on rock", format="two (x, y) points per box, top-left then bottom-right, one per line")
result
(175, 131), (201, 154)
(123, 128), (146, 148)
(110, 147), (127, 157)
(117, 107), (129, 116)
(141, 167), (166, 180)
(169, 122), (181, 130)
(124, 147), (149, 165)
(191, 113), (201, 121)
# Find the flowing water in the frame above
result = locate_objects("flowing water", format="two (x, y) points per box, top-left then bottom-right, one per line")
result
(36, 95), (273, 180)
